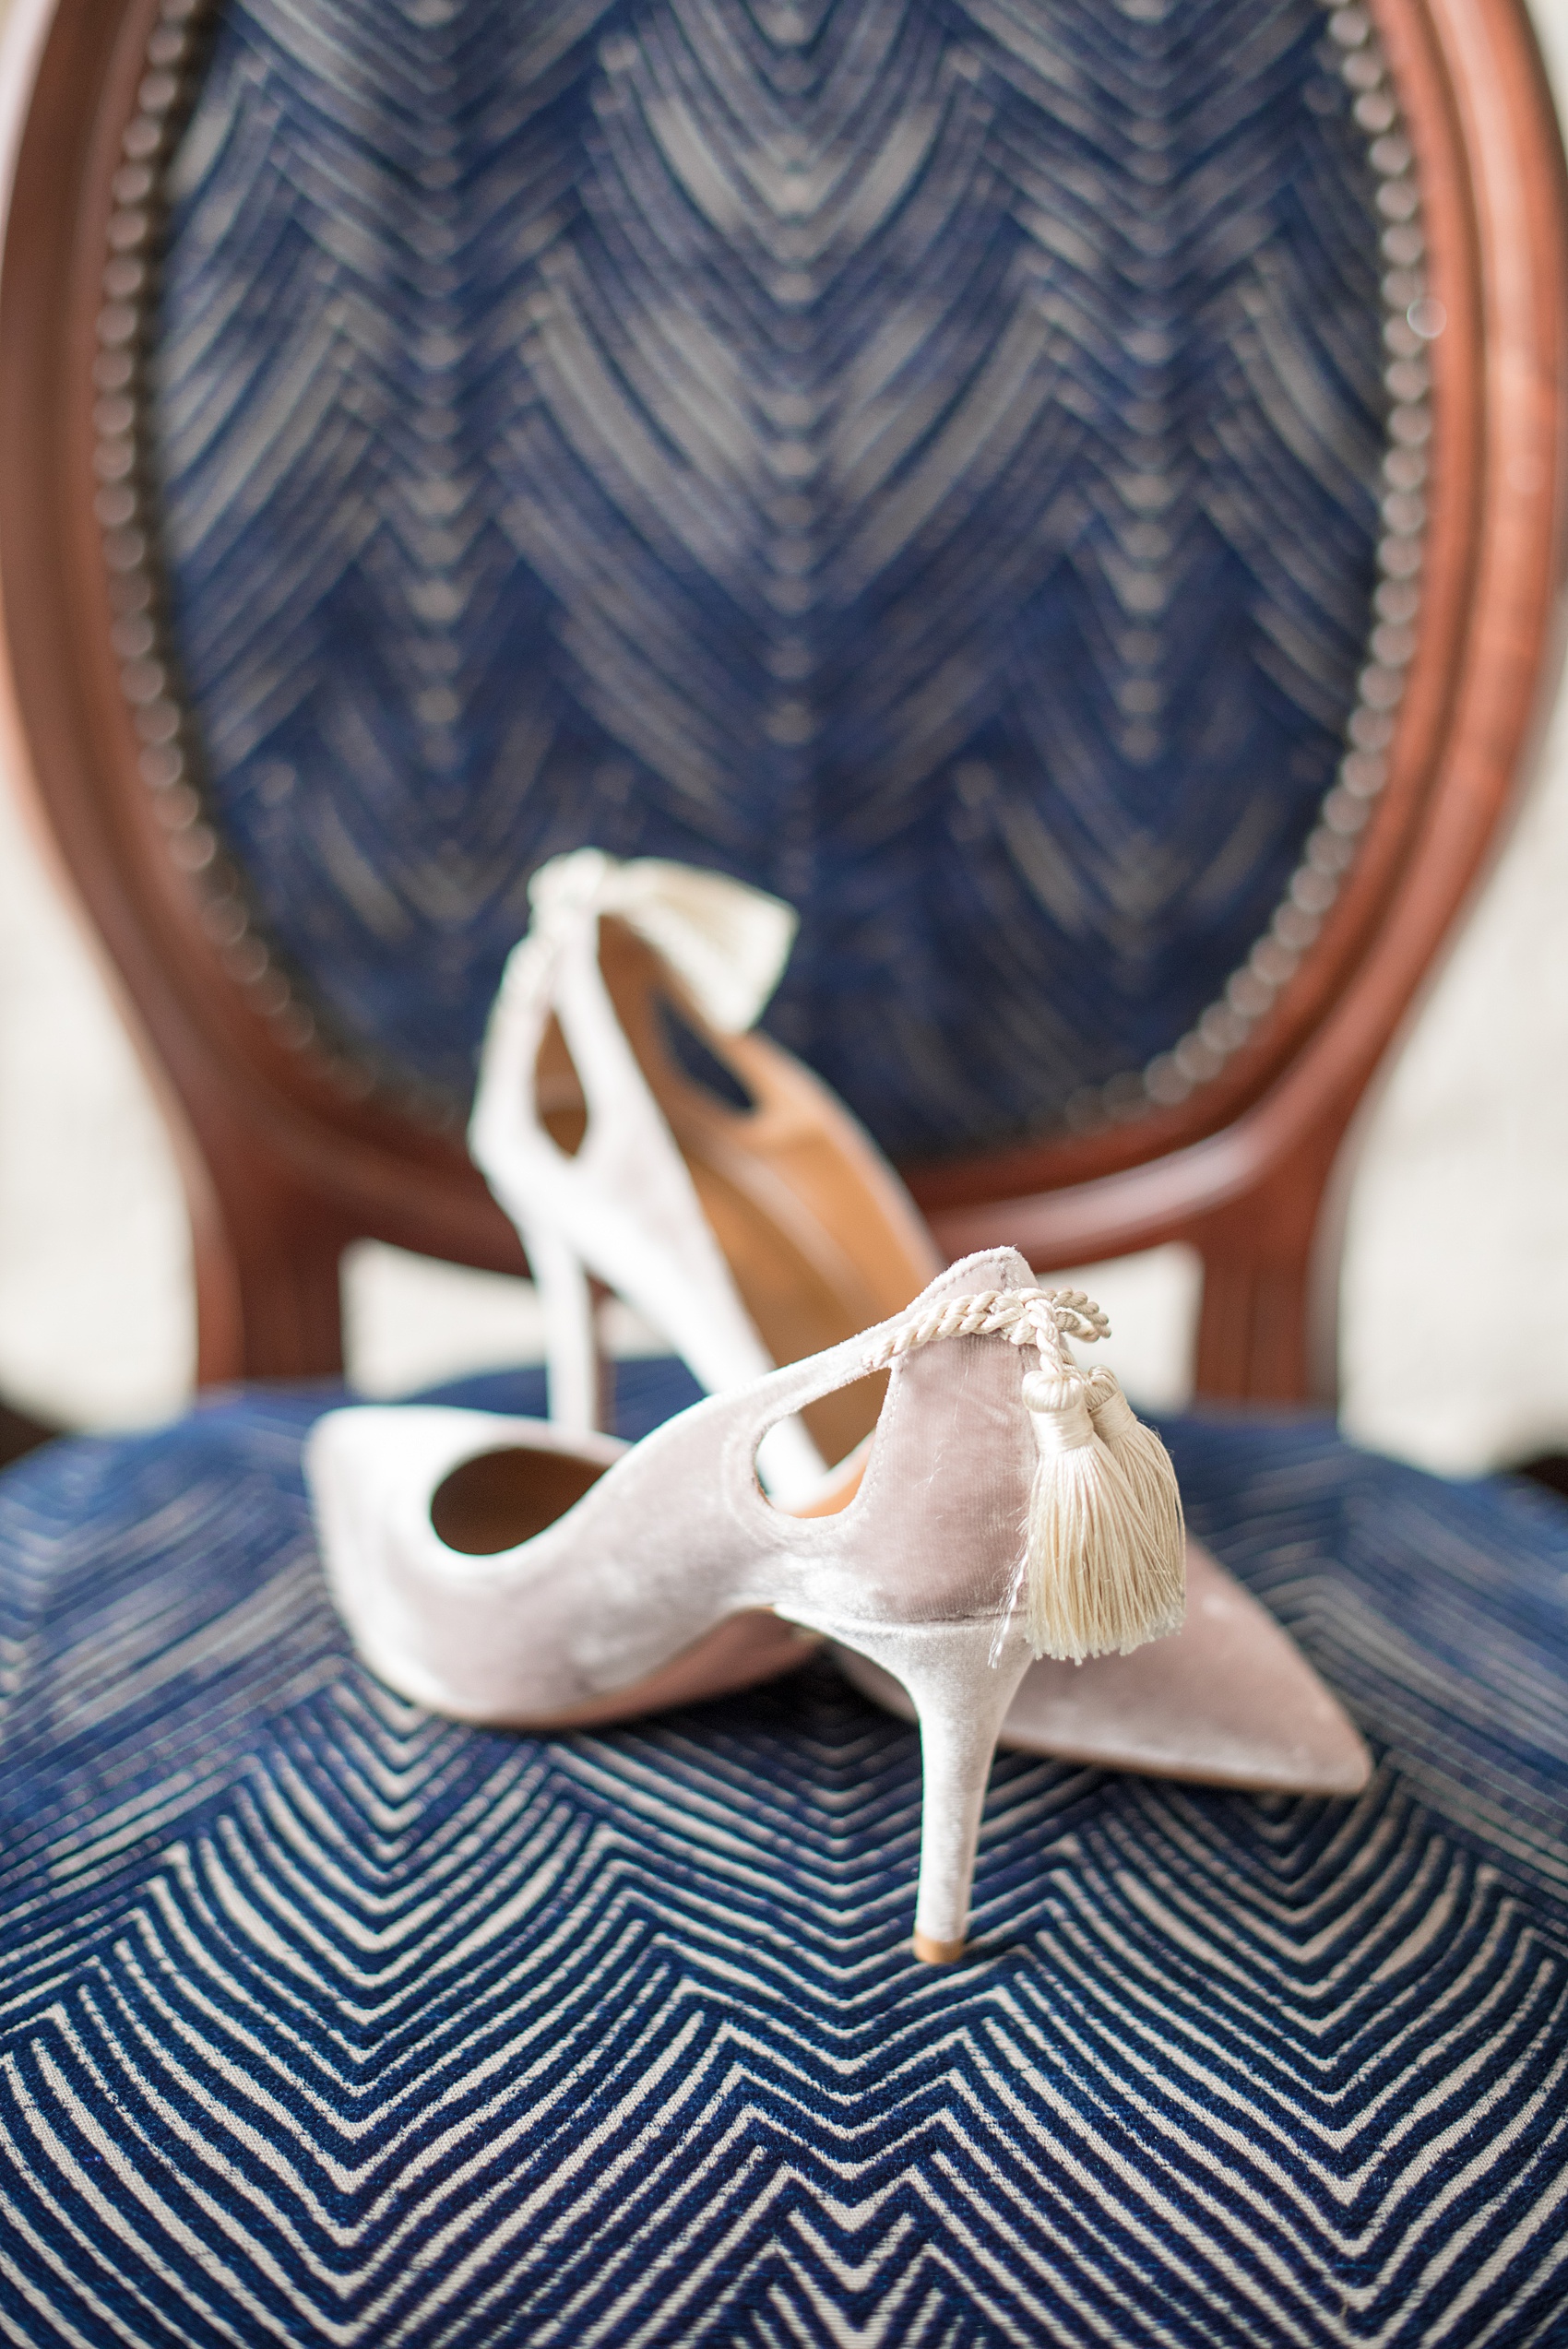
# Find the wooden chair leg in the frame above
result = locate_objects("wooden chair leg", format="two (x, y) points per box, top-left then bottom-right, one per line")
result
(1193, 1132), (1344, 1406)
(1194, 1247), (1316, 1405)
(232, 1227), (350, 1382)
(190, 1178), (350, 1387)
(0, 1397), (58, 1466)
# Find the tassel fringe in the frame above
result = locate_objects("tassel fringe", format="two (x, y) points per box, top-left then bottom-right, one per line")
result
(1019, 1372), (1186, 1663)
(1087, 1368), (1186, 1590)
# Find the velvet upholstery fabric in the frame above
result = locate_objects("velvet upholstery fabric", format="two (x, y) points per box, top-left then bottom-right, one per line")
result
(151, 0), (1389, 1151)
(3, 1359), (1565, 2344)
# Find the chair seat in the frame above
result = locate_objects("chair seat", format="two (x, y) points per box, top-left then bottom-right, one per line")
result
(1, 1367), (1565, 2345)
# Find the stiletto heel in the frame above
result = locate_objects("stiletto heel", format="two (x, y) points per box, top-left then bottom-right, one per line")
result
(309, 1250), (1185, 1958)
(517, 1216), (599, 1437)
(818, 1617), (1034, 1962)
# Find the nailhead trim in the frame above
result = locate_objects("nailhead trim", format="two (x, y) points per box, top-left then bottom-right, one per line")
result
(91, 0), (459, 1125)
(1075, 0), (1432, 1132)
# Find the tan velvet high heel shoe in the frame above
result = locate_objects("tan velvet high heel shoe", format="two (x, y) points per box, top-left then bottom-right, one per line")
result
(309, 1252), (1189, 1961)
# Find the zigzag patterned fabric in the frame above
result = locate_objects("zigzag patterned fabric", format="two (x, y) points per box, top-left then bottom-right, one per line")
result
(3, 1362), (1566, 2344)
(151, 0), (1387, 1152)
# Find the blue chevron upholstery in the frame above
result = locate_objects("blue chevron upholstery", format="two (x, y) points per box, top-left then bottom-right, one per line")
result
(150, 0), (1388, 1153)
(4, 1362), (1567, 2343)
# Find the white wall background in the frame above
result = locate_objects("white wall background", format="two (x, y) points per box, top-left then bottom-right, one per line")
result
(1, 0), (1566, 1466)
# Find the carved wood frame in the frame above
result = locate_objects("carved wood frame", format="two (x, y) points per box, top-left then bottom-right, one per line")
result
(1, 0), (1564, 1397)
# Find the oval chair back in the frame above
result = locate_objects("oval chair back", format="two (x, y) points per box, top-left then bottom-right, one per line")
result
(1, 0), (1564, 1396)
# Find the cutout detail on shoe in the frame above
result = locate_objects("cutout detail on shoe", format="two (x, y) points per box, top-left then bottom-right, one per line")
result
(535, 1014), (588, 1157)
(656, 995), (757, 1113)
(432, 1446), (606, 1554)
(754, 1394), (882, 1520)
(788, 1444), (871, 1519)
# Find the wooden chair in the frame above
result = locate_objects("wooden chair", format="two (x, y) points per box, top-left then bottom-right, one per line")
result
(3, 0), (1563, 1407)
(2, 1), (1567, 2338)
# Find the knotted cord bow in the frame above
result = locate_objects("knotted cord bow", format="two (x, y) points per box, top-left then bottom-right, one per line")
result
(863, 1285), (1111, 1378)
(501, 848), (799, 1036)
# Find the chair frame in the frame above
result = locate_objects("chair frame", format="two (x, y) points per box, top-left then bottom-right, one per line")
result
(1, 0), (1564, 1402)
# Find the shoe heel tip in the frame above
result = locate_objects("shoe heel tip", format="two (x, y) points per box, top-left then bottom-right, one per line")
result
(912, 1932), (967, 1965)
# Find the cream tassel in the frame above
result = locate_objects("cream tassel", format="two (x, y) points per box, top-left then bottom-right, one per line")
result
(1018, 1373), (1185, 1662)
(1087, 1367), (1186, 1614)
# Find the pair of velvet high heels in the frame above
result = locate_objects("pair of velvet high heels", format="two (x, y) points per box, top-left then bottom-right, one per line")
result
(308, 851), (1368, 1963)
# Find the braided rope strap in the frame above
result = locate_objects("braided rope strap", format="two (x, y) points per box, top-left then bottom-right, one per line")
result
(867, 1287), (1185, 1664)
(863, 1286), (1109, 1376)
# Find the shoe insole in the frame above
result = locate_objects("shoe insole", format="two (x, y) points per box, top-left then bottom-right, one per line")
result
(432, 1446), (608, 1555)
(600, 922), (940, 1465)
